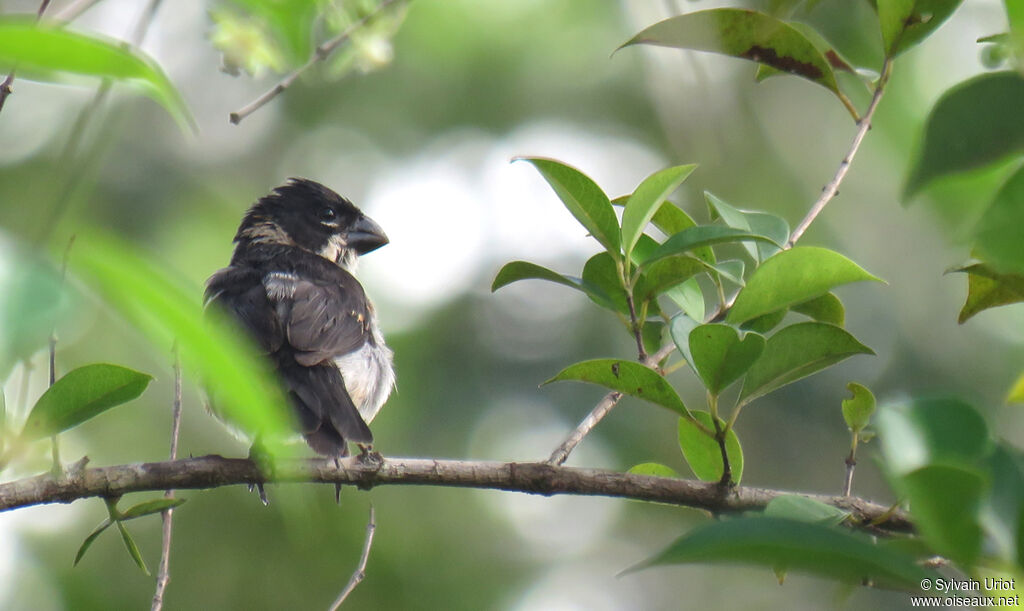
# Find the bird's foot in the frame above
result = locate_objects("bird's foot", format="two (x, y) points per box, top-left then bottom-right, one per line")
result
(247, 441), (274, 506)
(356, 444), (383, 468)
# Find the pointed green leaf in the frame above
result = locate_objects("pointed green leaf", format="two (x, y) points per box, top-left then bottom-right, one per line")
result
(115, 520), (150, 576)
(516, 157), (620, 257)
(620, 9), (841, 97)
(629, 517), (933, 589)
(121, 497), (186, 520)
(739, 322), (874, 404)
(688, 324), (766, 394)
(545, 359), (690, 417)
(21, 364), (152, 441)
(678, 412), (744, 483)
(582, 252), (629, 315)
(491, 261), (617, 310)
(953, 263), (1024, 323)
(70, 233), (295, 458)
(765, 495), (850, 526)
(705, 193), (790, 263)
(904, 71), (1024, 199)
(0, 17), (193, 131)
(710, 259), (746, 286)
(726, 247), (882, 325)
(641, 226), (780, 269)
(755, 22), (858, 82)
(621, 164), (697, 258)
(974, 165), (1024, 275)
(74, 519), (113, 566)
(878, 0), (964, 57)
(628, 462), (679, 478)
(841, 382), (875, 433)
(612, 197), (709, 262)
(791, 292), (845, 325)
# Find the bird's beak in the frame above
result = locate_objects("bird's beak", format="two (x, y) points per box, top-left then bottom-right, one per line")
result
(347, 215), (389, 255)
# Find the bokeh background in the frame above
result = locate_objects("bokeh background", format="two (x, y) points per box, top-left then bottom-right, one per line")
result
(0, 0), (1020, 609)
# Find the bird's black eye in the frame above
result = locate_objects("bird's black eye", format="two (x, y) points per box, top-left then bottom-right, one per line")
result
(319, 207), (338, 224)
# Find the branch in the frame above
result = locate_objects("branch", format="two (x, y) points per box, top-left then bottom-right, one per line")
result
(229, 0), (402, 125)
(787, 58), (894, 247)
(0, 455), (913, 534)
(151, 343), (181, 611)
(327, 505), (376, 610)
(547, 342), (677, 466)
(0, 0), (53, 116)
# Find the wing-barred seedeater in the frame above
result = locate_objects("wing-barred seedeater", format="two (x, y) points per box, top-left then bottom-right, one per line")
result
(205, 178), (394, 463)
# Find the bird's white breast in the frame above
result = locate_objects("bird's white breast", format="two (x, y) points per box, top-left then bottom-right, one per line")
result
(334, 313), (394, 423)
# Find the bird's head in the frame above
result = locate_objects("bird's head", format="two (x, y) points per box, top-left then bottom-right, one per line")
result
(234, 178), (388, 270)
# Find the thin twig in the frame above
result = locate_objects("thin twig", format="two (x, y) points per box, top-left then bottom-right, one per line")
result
(151, 344), (182, 611)
(229, 0), (401, 124)
(547, 342), (678, 466)
(0, 0), (53, 115)
(787, 58), (894, 247)
(327, 505), (377, 610)
(624, 293), (648, 362)
(842, 433), (859, 497)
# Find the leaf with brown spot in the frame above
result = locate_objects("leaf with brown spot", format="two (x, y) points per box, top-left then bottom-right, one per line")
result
(619, 9), (842, 99)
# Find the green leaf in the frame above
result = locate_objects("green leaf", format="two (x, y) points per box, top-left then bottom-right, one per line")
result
(635, 256), (705, 302)
(612, 197), (713, 263)
(984, 444), (1024, 562)
(21, 364), (152, 441)
(70, 233), (295, 458)
(904, 71), (1024, 198)
(765, 495), (849, 526)
(688, 324), (765, 394)
(678, 412), (744, 483)
(974, 165), (1024, 275)
(710, 259), (746, 286)
(582, 252), (629, 315)
(642, 321), (665, 357)
(516, 158), (620, 257)
(877, 0), (964, 57)
(545, 359), (690, 418)
(841, 382), (876, 433)
(620, 9), (842, 98)
(120, 497), (186, 520)
(628, 462), (680, 478)
(876, 397), (990, 476)
(621, 164), (697, 259)
(705, 193), (790, 264)
(0, 252), (70, 380)
(640, 226), (780, 269)
(116, 520), (150, 576)
(755, 22), (858, 82)
(74, 519), (113, 567)
(791, 292), (845, 325)
(902, 465), (986, 567)
(739, 322), (874, 404)
(726, 247), (882, 325)
(665, 278), (705, 322)
(629, 516), (933, 589)
(0, 17), (193, 131)
(491, 261), (616, 311)
(953, 263), (1024, 323)
(741, 309), (788, 334)
(669, 314), (701, 370)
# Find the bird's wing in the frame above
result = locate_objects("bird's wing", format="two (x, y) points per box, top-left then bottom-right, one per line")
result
(266, 272), (371, 366)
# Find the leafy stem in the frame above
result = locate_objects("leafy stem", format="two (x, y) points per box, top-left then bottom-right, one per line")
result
(708, 393), (732, 486)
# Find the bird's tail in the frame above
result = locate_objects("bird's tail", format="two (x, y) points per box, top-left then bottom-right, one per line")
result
(274, 355), (373, 456)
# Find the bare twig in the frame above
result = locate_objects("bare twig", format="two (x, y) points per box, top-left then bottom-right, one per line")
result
(327, 505), (377, 610)
(151, 344), (182, 611)
(547, 342), (676, 466)
(229, 0), (402, 124)
(0, 455), (913, 533)
(787, 58), (894, 247)
(0, 0), (53, 115)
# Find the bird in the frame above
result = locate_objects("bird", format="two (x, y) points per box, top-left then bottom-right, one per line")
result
(204, 178), (394, 475)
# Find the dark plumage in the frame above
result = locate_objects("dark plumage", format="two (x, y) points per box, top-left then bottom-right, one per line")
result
(205, 178), (394, 456)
